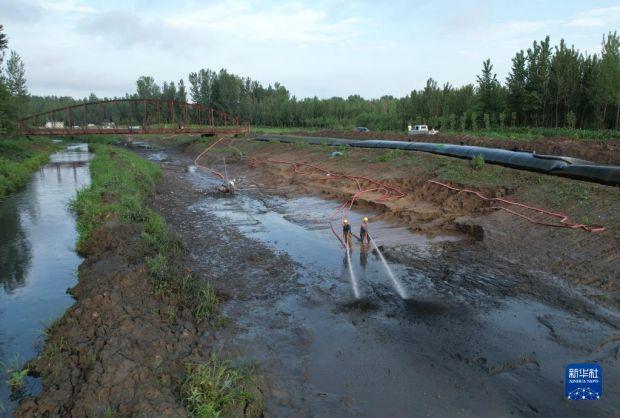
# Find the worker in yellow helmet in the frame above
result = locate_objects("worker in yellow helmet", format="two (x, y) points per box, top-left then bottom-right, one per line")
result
(342, 219), (352, 249)
(360, 217), (370, 246)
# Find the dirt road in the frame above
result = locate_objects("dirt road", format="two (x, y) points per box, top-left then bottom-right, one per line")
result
(145, 144), (620, 417)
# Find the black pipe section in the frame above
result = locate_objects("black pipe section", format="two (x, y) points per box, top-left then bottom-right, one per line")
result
(254, 134), (620, 186)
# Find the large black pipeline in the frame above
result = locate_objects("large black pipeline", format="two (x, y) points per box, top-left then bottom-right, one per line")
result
(254, 134), (620, 186)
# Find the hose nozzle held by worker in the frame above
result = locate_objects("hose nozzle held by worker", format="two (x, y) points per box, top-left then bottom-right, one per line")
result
(342, 218), (352, 249)
(360, 217), (370, 245)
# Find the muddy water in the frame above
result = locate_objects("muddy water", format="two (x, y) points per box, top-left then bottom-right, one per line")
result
(0, 145), (90, 415)
(166, 151), (619, 417)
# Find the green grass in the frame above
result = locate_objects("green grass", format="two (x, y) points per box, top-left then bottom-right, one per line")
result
(72, 145), (219, 321)
(181, 355), (255, 418)
(441, 127), (620, 141)
(251, 126), (319, 135)
(0, 138), (55, 198)
(374, 149), (404, 162)
(71, 145), (162, 251)
(1, 355), (29, 392)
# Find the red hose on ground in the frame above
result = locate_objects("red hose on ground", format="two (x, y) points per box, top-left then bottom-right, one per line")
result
(194, 140), (605, 249)
(247, 157), (406, 248)
(193, 136), (229, 180)
(426, 179), (605, 233)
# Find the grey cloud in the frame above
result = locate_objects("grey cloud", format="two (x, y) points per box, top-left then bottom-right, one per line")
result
(77, 10), (187, 49)
(1, 0), (45, 23)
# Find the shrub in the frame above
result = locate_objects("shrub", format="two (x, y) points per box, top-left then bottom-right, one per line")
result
(471, 154), (485, 170)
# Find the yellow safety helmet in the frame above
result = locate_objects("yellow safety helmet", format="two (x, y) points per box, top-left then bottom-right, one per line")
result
(363, 217), (369, 222)
(343, 219), (349, 224)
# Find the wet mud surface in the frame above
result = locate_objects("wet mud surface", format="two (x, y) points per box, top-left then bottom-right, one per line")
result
(147, 148), (620, 417)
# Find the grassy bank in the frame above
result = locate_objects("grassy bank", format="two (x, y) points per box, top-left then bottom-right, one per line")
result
(72, 145), (219, 320)
(0, 138), (54, 198)
(440, 127), (620, 141)
(250, 126), (620, 140)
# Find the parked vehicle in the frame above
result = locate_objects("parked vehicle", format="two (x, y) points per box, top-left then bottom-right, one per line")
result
(355, 126), (370, 132)
(407, 124), (439, 137)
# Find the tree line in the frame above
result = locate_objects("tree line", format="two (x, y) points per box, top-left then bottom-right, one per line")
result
(0, 25), (28, 134)
(2, 26), (619, 134)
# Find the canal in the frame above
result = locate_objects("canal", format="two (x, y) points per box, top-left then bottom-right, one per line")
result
(0, 144), (90, 415)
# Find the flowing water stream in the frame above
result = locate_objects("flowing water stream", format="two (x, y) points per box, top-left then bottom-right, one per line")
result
(0, 144), (90, 416)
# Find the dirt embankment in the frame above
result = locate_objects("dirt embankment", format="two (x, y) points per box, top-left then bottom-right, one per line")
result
(290, 130), (620, 165)
(16, 223), (193, 416)
(16, 218), (262, 417)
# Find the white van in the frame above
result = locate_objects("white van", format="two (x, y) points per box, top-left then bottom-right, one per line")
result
(407, 124), (429, 135)
(407, 124), (439, 137)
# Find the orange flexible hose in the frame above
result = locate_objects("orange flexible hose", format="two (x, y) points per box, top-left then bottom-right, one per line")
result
(426, 179), (605, 232)
(193, 136), (228, 180)
(194, 141), (605, 251)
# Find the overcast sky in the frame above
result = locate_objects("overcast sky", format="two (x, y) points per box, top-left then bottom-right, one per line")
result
(2, 0), (620, 99)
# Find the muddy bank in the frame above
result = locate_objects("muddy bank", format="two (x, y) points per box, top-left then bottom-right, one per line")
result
(291, 130), (620, 165)
(186, 139), (619, 298)
(16, 223), (188, 416)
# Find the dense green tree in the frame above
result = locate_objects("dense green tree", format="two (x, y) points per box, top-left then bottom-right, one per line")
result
(476, 59), (503, 125)
(0, 25), (7, 68)
(136, 76), (160, 99)
(0, 25), (15, 133)
(5, 50), (28, 119)
(5, 50), (27, 97)
(507, 50), (527, 125)
(549, 40), (580, 127)
(599, 31), (620, 129)
(177, 79), (187, 103)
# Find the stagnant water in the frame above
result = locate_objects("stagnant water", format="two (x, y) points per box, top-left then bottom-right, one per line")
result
(0, 144), (90, 415)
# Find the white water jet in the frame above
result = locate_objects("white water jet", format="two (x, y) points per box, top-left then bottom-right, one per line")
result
(370, 236), (408, 299)
(345, 249), (361, 299)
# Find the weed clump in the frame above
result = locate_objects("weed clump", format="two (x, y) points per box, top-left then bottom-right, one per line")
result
(470, 154), (485, 170)
(1, 355), (30, 393)
(181, 355), (256, 418)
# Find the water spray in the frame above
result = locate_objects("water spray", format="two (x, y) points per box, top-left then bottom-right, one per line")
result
(369, 234), (408, 299)
(345, 247), (361, 299)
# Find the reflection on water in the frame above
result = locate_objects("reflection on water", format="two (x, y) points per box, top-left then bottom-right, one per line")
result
(0, 203), (30, 293)
(0, 144), (90, 415)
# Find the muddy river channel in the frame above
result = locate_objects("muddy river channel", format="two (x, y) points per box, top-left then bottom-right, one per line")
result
(1, 142), (617, 417)
(0, 145), (90, 416)
(148, 149), (619, 417)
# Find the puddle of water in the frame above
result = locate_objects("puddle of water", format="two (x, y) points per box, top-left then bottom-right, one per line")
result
(0, 145), (91, 414)
(187, 177), (459, 302)
(190, 192), (427, 300)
